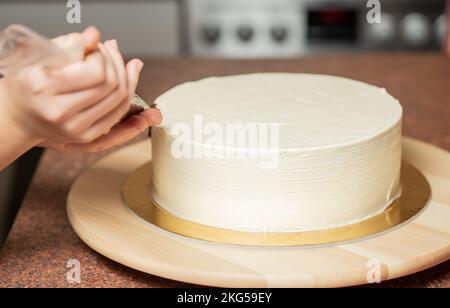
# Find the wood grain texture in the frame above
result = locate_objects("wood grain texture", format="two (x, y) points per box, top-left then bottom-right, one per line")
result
(66, 137), (450, 287)
(0, 54), (448, 287)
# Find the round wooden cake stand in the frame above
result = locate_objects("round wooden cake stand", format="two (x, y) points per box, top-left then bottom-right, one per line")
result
(67, 137), (450, 287)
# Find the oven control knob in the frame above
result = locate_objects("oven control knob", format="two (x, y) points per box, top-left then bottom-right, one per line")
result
(433, 14), (447, 47)
(400, 13), (431, 47)
(201, 25), (221, 45)
(237, 25), (254, 42)
(271, 26), (288, 42)
(368, 13), (396, 45)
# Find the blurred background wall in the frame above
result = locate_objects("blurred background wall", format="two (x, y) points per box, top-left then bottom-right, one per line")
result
(0, 0), (180, 57)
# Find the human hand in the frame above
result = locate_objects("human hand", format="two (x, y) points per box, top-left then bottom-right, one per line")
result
(40, 108), (162, 152)
(0, 27), (161, 151)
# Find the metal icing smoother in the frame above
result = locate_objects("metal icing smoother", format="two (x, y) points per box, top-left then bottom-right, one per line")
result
(0, 24), (150, 119)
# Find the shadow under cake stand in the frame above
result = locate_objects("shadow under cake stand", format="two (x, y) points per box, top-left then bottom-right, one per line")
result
(67, 137), (450, 287)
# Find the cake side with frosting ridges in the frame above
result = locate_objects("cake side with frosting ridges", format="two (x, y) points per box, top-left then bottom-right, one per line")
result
(151, 73), (402, 232)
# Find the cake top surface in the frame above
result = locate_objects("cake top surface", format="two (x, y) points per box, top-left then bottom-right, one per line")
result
(155, 73), (402, 149)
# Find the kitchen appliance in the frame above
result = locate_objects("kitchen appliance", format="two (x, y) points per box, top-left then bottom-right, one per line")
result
(182, 0), (448, 57)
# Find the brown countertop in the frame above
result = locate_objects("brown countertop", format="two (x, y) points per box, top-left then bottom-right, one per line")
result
(0, 53), (449, 288)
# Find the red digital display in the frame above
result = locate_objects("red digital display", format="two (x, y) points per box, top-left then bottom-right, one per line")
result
(318, 9), (348, 24)
(308, 8), (357, 42)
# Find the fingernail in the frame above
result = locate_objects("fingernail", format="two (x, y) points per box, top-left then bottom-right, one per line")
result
(111, 39), (118, 49)
(149, 109), (162, 125)
(135, 60), (144, 73)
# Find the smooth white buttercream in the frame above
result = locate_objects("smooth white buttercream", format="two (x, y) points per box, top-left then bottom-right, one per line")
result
(151, 73), (403, 232)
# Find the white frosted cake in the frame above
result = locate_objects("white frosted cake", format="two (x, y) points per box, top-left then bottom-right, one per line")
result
(151, 73), (402, 232)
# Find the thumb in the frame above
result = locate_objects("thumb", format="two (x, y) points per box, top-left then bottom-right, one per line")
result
(81, 26), (100, 54)
(51, 26), (100, 61)
(51, 32), (84, 62)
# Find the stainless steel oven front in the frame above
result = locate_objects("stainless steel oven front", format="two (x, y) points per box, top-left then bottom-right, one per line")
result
(181, 0), (447, 57)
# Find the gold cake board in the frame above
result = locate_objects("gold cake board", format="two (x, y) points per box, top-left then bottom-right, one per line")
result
(122, 162), (430, 247)
(67, 137), (450, 287)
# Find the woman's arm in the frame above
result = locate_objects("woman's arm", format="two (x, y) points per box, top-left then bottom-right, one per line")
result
(0, 84), (42, 170)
